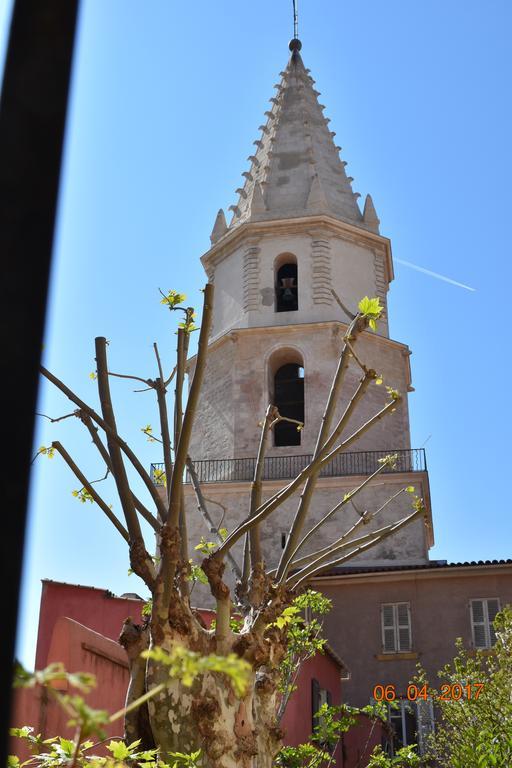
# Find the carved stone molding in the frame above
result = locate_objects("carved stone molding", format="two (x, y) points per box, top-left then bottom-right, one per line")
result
(311, 237), (332, 305)
(243, 244), (261, 311)
(374, 250), (388, 319)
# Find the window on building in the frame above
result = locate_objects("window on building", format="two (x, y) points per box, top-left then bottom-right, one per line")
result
(382, 699), (434, 757)
(381, 603), (412, 653)
(273, 363), (304, 446)
(275, 260), (298, 312)
(311, 678), (332, 735)
(470, 598), (500, 649)
(388, 701), (417, 751)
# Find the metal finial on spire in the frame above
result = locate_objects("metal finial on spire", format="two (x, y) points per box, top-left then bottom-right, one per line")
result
(289, 0), (301, 51)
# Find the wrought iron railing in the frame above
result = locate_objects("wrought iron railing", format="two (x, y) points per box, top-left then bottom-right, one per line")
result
(151, 448), (426, 485)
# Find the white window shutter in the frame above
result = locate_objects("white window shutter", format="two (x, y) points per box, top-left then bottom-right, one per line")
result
(382, 604), (396, 652)
(397, 603), (412, 652)
(487, 599), (500, 645)
(471, 600), (489, 648)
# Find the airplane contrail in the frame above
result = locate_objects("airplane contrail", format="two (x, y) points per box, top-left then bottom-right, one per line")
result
(394, 258), (476, 292)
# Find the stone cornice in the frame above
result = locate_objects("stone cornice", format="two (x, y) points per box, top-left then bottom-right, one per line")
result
(187, 319), (412, 374)
(201, 215), (394, 284)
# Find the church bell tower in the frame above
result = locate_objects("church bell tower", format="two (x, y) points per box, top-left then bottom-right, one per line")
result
(184, 39), (433, 572)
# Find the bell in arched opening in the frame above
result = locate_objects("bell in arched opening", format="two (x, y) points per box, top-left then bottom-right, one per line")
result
(276, 262), (298, 312)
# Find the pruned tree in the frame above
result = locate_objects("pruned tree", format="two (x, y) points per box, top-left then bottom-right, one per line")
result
(37, 284), (426, 768)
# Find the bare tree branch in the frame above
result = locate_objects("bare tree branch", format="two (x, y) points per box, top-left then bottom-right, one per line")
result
(330, 288), (356, 320)
(40, 365), (167, 521)
(275, 313), (370, 580)
(177, 330), (192, 570)
(186, 458), (242, 580)
(36, 410), (78, 423)
(164, 364), (178, 388)
(108, 371), (155, 387)
(153, 342), (173, 514)
(290, 504), (425, 589)
(217, 395), (400, 560)
(277, 488), (407, 577)
(52, 440), (130, 543)
(280, 458), (395, 579)
(95, 337), (144, 546)
(167, 284), (213, 529)
(80, 412), (160, 532)
(249, 405), (277, 569)
(158, 284), (214, 616)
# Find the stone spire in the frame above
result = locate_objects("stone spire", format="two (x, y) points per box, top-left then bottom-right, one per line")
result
(227, 40), (364, 230)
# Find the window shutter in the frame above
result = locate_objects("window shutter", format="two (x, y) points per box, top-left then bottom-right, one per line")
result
(471, 600), (487, 648)
(416, 699), (435, 756)
(397, 603), (411, 652)
(382, 604), (396, 652)
(396, 603), (411, 651)
(487, 599), (500, 645)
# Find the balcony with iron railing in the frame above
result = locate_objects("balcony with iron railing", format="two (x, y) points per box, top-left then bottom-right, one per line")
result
(151, 448), (427, 485)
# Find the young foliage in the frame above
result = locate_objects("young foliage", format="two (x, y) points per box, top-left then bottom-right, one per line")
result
(414, 605), (512, 768)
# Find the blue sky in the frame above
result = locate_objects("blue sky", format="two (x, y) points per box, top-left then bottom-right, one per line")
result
(1, 0), (511, 667)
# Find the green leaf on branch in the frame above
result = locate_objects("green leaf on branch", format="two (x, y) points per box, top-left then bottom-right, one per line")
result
(153, 468), (167, 487)
(357, 296), (383, 331)
(269, 605), (301, 630)
(13, 662), (96, 693)
(386, 386), (401, 401)
(72, 489), (94, 504)
(187, 562), (208, 585)
(160, 290), (186, 308)
(378, 453), (398, 469)
(38, 446), (55, 459)
(141, 424), (156, 443)
(194, 536), (218, 555)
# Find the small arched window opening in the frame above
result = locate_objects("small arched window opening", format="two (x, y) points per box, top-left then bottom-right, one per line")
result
(274, 362), (304, 446)
(275, 260), (298, 313)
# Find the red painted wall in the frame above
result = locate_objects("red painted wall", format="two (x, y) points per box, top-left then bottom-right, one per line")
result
(11, 616), (131, 760)
(281, 650), (342, 746)
(35, 581), (144, 669)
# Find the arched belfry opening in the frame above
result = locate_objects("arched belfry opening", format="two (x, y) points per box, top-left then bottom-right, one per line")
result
(275, 255), (298, 313)
(269, 348), (305, 447)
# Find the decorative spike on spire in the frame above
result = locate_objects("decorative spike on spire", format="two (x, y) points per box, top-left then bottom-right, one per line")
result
(250, 182), (266, 215)
(306, 174), (329, 211)
(210, 209), (228, 244)
(362, 194), (380, 233)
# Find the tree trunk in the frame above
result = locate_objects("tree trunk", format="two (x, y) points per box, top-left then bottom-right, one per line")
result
(124, 631), (283, 768)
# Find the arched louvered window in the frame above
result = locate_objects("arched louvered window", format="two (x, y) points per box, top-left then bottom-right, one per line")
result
(275, 257), (298, 312)
(273, 362), (304, 446)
